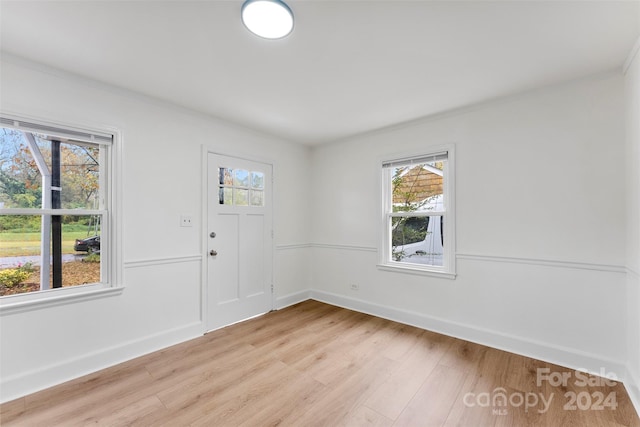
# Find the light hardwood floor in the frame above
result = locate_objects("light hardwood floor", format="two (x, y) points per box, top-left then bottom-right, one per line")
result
(1, 300), (639, 426)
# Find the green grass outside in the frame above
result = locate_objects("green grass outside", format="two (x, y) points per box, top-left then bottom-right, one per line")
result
(0, 230), (93, 256)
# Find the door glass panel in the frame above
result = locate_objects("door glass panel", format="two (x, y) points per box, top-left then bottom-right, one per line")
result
(234, 169), (249, 187)
(219, 187), (233, 205)
(251, 171), (265, 189)
(234, 188), (249, 206)
(220, 168), (234, 186)
(250, 190), (264, 207)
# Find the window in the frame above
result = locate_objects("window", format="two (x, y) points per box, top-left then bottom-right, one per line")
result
(0, 116), (116, 298)
(379, 147), (455, 278)
(218, 167), (265, 207)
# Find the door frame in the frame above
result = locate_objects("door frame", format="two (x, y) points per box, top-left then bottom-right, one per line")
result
(200, 145), (276, 333)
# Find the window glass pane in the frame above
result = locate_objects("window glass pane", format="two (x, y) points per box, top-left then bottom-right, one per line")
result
(234, 169), (249, 187)
(0, 214), (101, 296)
(391, 215), (444, 267)
(220, 168), (234, 186)
(250, 190), (264, 207)
(251, 171), (265, 189)
(59, 142), (100, 210)
(0, 129), (102, 210)
(0, 217), (41, 294)
(392, 161), (445, 213)
(0, 215), (42, 257)
(0, 128), (44, 209)
(234, 188), (249, 206)
(65, 217), (102, 286)
(219, 187), (233, 205)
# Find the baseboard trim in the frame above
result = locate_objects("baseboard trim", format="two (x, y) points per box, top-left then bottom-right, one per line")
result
(625, 367), (640, 418)
(309, 290), (627, 382)
(0, 321), (203, 404)
(275, 290), (311, 310)
(627, 382), (640, 419)
(626, 269), (640, 416)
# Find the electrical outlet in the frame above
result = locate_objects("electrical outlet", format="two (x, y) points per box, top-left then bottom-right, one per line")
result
(180, 215), (193, 227)
(350, 283), (359, 291)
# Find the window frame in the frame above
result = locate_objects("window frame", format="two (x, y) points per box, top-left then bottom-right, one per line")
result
(0, 114), (123, 310)
(378, 145), (456, 279)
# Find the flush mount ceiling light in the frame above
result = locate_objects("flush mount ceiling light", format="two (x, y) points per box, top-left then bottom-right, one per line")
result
(242, 0), (294, 39)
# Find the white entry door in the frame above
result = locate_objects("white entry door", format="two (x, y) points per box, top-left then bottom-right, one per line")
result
(207, 153), (273, 331)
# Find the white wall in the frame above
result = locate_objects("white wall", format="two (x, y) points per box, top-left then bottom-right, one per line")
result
(310, 73), (628, 377)
(0, 55), (312, 402)
(0, 51), (636, 411)
(625, 34), (640, 410)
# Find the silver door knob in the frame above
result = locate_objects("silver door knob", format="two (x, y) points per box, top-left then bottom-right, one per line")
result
(210, 250), (218, 256)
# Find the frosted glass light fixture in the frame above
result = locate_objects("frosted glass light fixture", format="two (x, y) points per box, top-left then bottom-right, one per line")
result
(242, 0), (294, 39)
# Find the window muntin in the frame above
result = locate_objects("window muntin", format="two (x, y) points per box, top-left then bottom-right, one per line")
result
(0, 120), (112, 297)
(381, 150), (454, 276)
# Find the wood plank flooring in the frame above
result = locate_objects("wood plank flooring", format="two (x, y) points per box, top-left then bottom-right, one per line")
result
(2, 300), (639, 426)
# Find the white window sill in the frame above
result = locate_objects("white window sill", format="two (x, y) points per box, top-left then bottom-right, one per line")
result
(0, 284), (124, 316)
(377, 263), (456, 279)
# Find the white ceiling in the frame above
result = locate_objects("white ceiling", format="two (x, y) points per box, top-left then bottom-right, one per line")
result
(1, 0), (638, 145)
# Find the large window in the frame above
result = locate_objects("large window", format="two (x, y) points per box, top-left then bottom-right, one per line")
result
(380, 147), (455, 277)
(0, 116), (114, 297)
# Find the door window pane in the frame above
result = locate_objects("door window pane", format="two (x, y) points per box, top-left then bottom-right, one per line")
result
(219, 168), (234, 186)
(251, 171), (265, 189)
(234, 189), (249, 206)
(219, 187), (233, 205)
(234, 169), (249, 187)
(250, 190), (264, 207)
